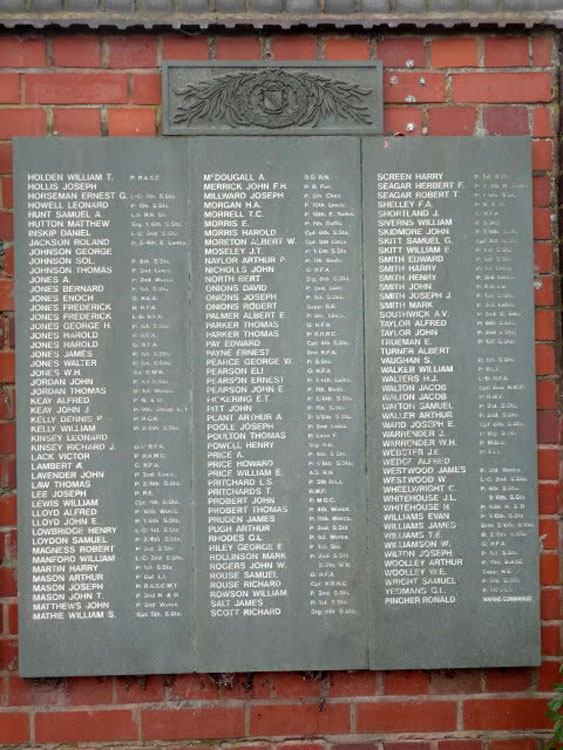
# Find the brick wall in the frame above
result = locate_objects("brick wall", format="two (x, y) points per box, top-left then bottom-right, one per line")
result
(0, 28), (561, 749)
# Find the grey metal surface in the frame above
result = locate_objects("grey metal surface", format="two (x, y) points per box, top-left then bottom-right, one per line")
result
(163, 63), (383, 137)
(363, 136), (540, 669)
(15, 135), (540, 676)
(189, 136), (368, 671)
(1, 0), (562, 29)
(15, 138), (194, 677)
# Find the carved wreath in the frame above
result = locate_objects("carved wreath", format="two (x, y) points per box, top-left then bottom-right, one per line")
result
(172, 68), (373, 129)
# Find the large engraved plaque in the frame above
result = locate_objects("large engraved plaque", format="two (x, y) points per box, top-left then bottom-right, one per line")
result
(163, 62), (383, 136)
(15, 135), (540, 677)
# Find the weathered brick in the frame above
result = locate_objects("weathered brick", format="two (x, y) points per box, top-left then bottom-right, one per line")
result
(324, 37), (370, 61)
(329, 671), (378, 697)
(0, 421), (16, 452)
(539, 517), (559, 549)
(428, 107), (476, 135)
(271, 36), (317, 60)
(53, 108), (101, 136)
(52, 36), (101, 67)
(108, 108), (156, 136)
(484, 36), (529, 67)
(0, 712), (29, 743)
(484, 106), (529, 135)
(485, 668), (532, 692)
(107, 36), (157, 67)
(384, 72), (445, 103)
(35, 710), (137, 742)
(464, 698), (550, 730)
(535, 275), (555, 306)
(452, 73), (551, 103)
(432, 37), (478, 67)
(377, 38), (425, 68)
(532, 36), (553, 66)
(25, 73), (128, 104)
(0, 37), (46, 67)
(383, 670), (429, 695)
(8, 674), (64, 706)
(357, 701), (456, 732)
(2, 176), (13, 208)
(115, 675), (165, 703)
(250, 703), (350, 736)
(541, 623), (561, 655)
(216, 36), (262, 60)
(142, 707), (245, 740)
(62, 676), (114, 705)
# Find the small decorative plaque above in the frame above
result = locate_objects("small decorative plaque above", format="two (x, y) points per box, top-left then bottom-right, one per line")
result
(163, 62), (383, 136)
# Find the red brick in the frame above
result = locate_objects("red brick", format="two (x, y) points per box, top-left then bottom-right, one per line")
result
(216, 37), (262, 61)
(532, 140), (553, 171)
(329, 671), (377, 697)
(537, 379), (558, 411)
(0, 495), (16, 526)
(4, 245), (14, 276)
(540, 587), (561, 620)
(278, 743), (325, 750)
(2, 176), (13, 208)
(537, 410), (559, 442)
(108, 108), (156, 136)
(432, 38), (478, 67)
(539, 518), (558, 550)
(0, 636), (17, 669)
(536, 310), (555, 342)
(132, 73), (161, 105)
(162, 35), (209, 60)
(464, 698), (550, 730)
(533, 107), (554, 136)
(384, 107), (421, 135)
(428, 107), (476, 135)
(429, 670), (481, 694)
(377, 38), (425, 68)
(533, 36), (553, 66)
(542, 624), (561, 655)
(357, 701), (456, 732)
(324, 37), (370, 61)
(384, 72), (445, 103)
(107, 36), (156, 68)
(540, 553), (560, 585)
(489, 741), (537, 750)
(0, 145), (12, 174)
(484, 36), (529, 67)
(270, 672), (320, 698)
(250, 704), (349, 736)
(537, 660), (561, 691)
(0, 211), (13, 239)
(0, 279), (14, 311)
(62, 676), (114, 705)
(484, 106), (529, 135)
(0, 456), (16, 488)
(0, 421), (15, 453)
(533, 175), (551, 206)
(535, 344), (556, 376)
(0, 565), (16, 596)
(0, 109), (47, 139)
(437, 743), (483, 750)
(53, 108), (101, 136)
(533, 208), (552, 239)
(169, 673), (219, 700)
(0, 712), (29, 743)
(143, 707), (245, 740)
(384, 744), (431, 750)
(8, 674), (64, 705)
(26, 73), (128, 104)
(0, 36), (45, 67)
(0, 353), (15, 383)
(538, 447), (559, 479)
(0, 75), (20, 104)
(271, 36), (317, 61)
(36, 710), (137, 742)
(116, 675), (165, 703)
(452, 73), (551, 103)
(485, 668), (532, 692)
(7, 600), (17, 633)
(383, 670), (429, 695)
(535, 277), (554, 309)
(52, 36), (100, 67)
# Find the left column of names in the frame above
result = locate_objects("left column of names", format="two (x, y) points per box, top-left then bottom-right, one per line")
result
(16, 138), (195, 677)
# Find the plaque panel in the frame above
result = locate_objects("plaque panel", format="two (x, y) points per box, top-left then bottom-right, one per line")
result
(189, 137), (368, 671)
(363, 136), (540, 669)
(163, 62), (383, 136)
(14, 135), (540, 677)
(15, 138), (194, 676)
